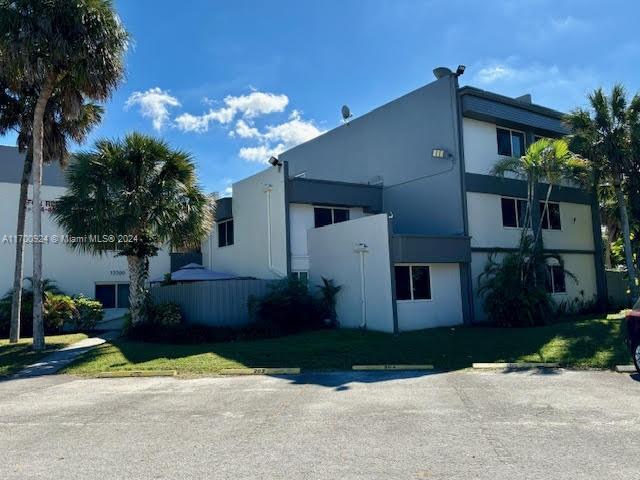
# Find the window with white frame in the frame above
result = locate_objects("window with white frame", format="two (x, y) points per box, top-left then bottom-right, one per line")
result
(539, 201), (561, 230)
(496, 127), (525, 157)
(291, 271), (308, 283)
(394, 265), (431, 301)
(217, 218), (234, 247)
(501, 197), (529, 228)
(313, 207), (349, 228)
(545, 264), (567, 294)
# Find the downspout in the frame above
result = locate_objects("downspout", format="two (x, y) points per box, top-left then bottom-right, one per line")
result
(264, 184), (286, 277)
(354, 243), (369, 328)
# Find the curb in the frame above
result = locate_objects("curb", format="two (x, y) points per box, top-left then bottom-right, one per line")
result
(615, 365), (637, 373)
(94, 370), (177, 378)
(352, 364), (434, 371)
(220, 368), (301, 375)
(472, 362), (559, 369)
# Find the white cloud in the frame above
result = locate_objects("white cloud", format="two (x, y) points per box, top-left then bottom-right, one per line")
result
(125, 87), (180, 130)
(175, 91), (289, 133)
(475, 65), (516, 83)
(237, 111), (324, 163)
(233, 119), (260, 138)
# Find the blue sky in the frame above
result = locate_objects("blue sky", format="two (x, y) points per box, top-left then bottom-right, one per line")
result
(2, 0), (639, 195)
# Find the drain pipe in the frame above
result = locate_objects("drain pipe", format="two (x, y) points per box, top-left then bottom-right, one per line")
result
(264, 184), (285, 277)
(354, 243), (369, 329)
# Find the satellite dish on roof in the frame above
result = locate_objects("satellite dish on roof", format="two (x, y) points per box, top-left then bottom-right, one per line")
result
(341, 105), (352, 123)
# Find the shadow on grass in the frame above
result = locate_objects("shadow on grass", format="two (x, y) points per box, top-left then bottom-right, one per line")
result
(56, 315), (633, 388)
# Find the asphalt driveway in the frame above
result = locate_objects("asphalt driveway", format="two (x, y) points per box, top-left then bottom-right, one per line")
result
(0, 370), (638, 479)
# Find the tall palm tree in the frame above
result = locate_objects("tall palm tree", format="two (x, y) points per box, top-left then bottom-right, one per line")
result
(0, 0), (128, 350)
(565, 85), (639, 300)
(0, 78), (102, 343)
(53, 133), (213, 325)
(491, 138), (588, 251)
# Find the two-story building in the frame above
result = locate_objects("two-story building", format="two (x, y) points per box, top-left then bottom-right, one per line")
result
(203, 66), (606, 332)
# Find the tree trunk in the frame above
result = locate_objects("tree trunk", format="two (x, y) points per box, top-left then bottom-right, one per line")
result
(9, 154), (34, 343)
(127, 255), (149, 325)
(31, 75), (56, 352)
(614, 178), (639, 300)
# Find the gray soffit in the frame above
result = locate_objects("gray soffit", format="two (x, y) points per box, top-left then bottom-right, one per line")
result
(214, 196), (233, 221)
(466, 173), (592, 205)
(459, 87), (568, 135)
(0, 145), (66, 187)
(391, 235), (471, 264)
(288, 177), (383, 213)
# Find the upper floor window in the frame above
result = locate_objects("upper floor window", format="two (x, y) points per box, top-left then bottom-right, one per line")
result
(546, 265), (567, 294)
(395, 265), (431, 301)
(217, 218), (234, 247)
(314, 207), (349, 228)
(501, 197), (528, 228)
(291, 271), (309, 283)
(497, 127), (525, 157)
(540, 201), (561, 230)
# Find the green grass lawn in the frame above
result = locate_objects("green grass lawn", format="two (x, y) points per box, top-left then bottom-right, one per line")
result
(62, 315), (632, 376)
(0, 333), (88, 377)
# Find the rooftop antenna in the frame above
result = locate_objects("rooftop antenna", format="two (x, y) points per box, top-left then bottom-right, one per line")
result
(341, 105), (352, 124)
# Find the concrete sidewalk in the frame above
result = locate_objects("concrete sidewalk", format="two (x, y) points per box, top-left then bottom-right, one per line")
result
(11, 331), (119, 379)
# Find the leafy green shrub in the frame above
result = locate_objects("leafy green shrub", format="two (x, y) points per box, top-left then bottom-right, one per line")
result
(149, 302), (182, 327)
(478, 252), (554, 327)
(252, 277), (325, 335)
(44, 294), (78, 333)
(317, 277), (342, 327)
(72, 295), (104, 331)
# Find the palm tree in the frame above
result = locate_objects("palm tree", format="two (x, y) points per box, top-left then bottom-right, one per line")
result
(565, 85), (639, 300)
(0, 78), (102, 343)
(53, 133), (213, 325)
(0, 0), (128, 350)
(491, 138), (588, 251)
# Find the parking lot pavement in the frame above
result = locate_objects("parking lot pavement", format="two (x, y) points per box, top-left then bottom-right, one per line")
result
(1, 369), (638, 479)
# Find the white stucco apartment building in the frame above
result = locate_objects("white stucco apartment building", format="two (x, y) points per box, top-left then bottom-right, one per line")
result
(203, 67), (606, 333)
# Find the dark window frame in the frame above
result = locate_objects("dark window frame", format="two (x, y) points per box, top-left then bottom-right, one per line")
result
(496, 127), (526, 157)
(95, 282), (130, 309)
(546, 265), (567, 294)
(501, 197), (529, 229)
(217, 218), (234, 247)
(313, 206), (350, 228)
(539, 201), (562, 230)
(394, 264), (432, 301)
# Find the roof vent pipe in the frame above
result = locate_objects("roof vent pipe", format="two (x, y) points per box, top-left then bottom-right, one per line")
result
(433, 67), (452, 79)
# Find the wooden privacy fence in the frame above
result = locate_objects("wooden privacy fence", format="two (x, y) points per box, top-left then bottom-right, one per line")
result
(150, 279), (271, 327)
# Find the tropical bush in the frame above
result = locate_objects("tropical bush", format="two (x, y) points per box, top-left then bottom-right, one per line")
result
(149, 302), (183, 327)
(72, 295), (104, 331)
(44, 294), (78, 332)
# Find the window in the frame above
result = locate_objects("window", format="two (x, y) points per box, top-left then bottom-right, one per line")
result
(95, 283), (130, 309)
(291, 271), (308, 283)
(394, 265), (431, 301)
(539, 202), (561, 230)
(496, 127), (525, 157)
(501, 197), (529, 228)
(217, 219), (234, 247)
(546, 265), (567, 294)
(313, 207), (350, 228)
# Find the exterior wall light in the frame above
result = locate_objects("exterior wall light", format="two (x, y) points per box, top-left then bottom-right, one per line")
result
(432, 148), (449, 159)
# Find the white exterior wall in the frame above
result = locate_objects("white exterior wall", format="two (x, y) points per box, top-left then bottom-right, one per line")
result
(289, 203), (366, 272)
(0, 182), (171, 298)
(396, 263), (463, 331)
(204, 167), (287, 279)
(463, 117), (502, 175)
(467, 191), (595, 251)
(307, 214), (394, 332)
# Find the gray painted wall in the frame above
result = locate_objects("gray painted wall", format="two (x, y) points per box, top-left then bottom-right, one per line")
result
(280, 76), (465, 236)
(0, 145), (66, 187)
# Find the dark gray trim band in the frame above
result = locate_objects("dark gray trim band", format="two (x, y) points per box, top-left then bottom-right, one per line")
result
(213, 196), (233, 221)
(288, 177), (383, 213)
(283, 162), (292, 276)
(0, 145), (67, 187)
(387, 215), (399, 334)
(391, 235), (471, 264)
(466, 173), (593, 205)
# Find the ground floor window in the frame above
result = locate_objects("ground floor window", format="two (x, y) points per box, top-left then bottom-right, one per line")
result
(545, 265), (566, 294)
(291, 271), (308, 283)
(394, 265), (431, 301)
(95, 283), (130, 309)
